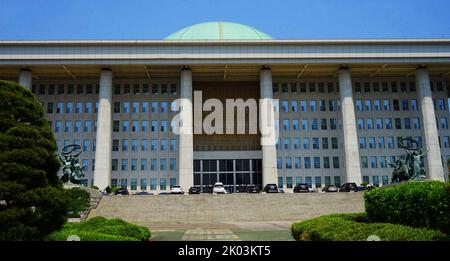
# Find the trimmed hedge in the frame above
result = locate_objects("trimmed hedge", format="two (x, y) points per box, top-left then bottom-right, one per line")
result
(291, 213), (447, 241)
(65, 187), (90, 215)
(364, 181), (450, 233)
(46, 216), (151, 241)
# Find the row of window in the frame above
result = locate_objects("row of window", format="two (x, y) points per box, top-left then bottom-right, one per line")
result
(358, 136), (423, 150)
(113, 101), (176, 113)
(357, 117), (449, 130)
(277, 175), (390, 189)
(33, 82), (178, 96)
(276, 137), (339, 150)
(53, 120), (97, 133)
(47, 102), (98, 114)
(279, 118), (338, 131)
(272, 81), (445, 94)
(111, 158), (177, 171)
(276, 156), (340, 169)
(112, 120), (172, 133)
(111, 177), (177, 191)
(112, 139), (177, 152)
(276, 99), (446, 113)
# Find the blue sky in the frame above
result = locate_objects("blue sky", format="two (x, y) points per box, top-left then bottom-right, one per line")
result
(0, 0), (449, 40)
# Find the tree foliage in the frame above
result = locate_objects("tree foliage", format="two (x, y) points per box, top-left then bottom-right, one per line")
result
(0, 80), (67, 240)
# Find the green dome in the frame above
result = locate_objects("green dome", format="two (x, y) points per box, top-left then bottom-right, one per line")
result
(165, 22), (272, 40)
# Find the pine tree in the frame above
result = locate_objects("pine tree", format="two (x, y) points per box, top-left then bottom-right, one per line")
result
(0, 80), (67, 240)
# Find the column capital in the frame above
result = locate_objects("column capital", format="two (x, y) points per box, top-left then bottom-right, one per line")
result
(101, 67), (112, 72)
(339, 65), (350, 71)
(416, 65), (427, 70)
(181, 66), (191, 71)
(261, 65), (271, 71)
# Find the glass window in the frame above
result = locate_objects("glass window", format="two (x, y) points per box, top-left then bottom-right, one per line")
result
(383, 100), (390, 111)
(368, 137), (375, 149)
(314, 176), (322, 188)
(170, 139), (177, 151)
(74, 120), (81, 133)
(312, 137), (320, 149)
(293, 138), (300, 150)
(310, 101), (316, 112)
(160, 159), (167, 170)
(170, 158), (177, 170)
(292, 119), (299, 130)
(282, 100), (288, 112)
(160, 178), (166, 190)
(357, 119), (364, 129)
(132, 102), (139, 113)
(380, 156), (387, 168)
(324, 157), (330, 169)
(295, 157), (301, 169)
(300, 100), (307, 112)
(411, 99), (418, 111)
(140, 178), (147, 190)
(160, 139), (168, 151)
(301, 119), (308, 130)
(378, 137), (385, 149)
(151, 121), (158, 132)
(365, 100), (372, 111)
(304, 157), (311, 169)
(161, 102), (168, 112)
(356, 100), (363, 111)
(132, 120), (139, 132)
(64, 121), (72, 132)
(322, 137), (329, 149)
(141, 159), (147, 170)
(311, 119), (318, 130)
(55, 121), (62, 133)
(387, 137), (394, 149)
(285, 157), (292, 169)
(150, 178), (157, 190)
(331, 137), (338, 149)
(333, 157), (339, 168)
(285, 177), (293, 189)
(320, 119), (327, 130)
(367, 119), (373, 129)
(302, 138), (310, 150)
(122, 139), (129, 151)
(370, 156), (377, 168)
(85, 102), (92, 113)
(277, 157), (282, 169)
(131, 159), (138, 171)
(121, 159), (128, 171)
(84, 120), (91, 132)
(374, 100), (381, 111)
(376, 118), (383, 129)
(361, 156), (368, 168)
(122, 120), (129, 132)
(359, 137), (366, 149)
(123, 102), (130, 113)
(150, 159), (157, 171)
(385, 118), (392, 129)
(291, 101), (298, 112)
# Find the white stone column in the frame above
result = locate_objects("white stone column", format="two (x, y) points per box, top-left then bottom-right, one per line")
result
(178, 68), (194, 191)
(18, 69), (32, 90)
(94, 69), (113, 190)
(338, 67), (362, 184)
(260, 68), (278, 186)
(416, 67), (445, 181)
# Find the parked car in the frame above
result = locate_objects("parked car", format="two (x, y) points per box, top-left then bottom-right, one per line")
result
(278, 188), (285, 193)
(115, 188), (129, 195)
(133, 191), (153, 195)
(339, 183), (359, 192)
(323, 185), (339, 192)
(293, 183), (310, 193)
(246, 185), (260, 193)
(213, 182), (227, 194)
(188, 187), (201, 194)
(263, 184), (279, 193)
(158, 191), (171, 195)
(170, 185), (184, 194)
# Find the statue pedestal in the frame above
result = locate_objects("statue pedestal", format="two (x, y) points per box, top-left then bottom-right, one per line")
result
(63, 183), (81, 189)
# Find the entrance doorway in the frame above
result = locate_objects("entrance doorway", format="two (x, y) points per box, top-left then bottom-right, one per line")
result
(193, 159), (262, 193)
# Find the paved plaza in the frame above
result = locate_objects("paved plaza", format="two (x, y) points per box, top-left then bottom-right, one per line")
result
(89, 192), (365, 240)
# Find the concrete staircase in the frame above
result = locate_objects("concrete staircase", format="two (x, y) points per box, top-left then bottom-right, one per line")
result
(88, 193), (364, 228)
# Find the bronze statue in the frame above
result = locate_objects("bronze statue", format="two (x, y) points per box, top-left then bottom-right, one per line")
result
(58, 144), (84, 184)
(388, 138), (427, 183)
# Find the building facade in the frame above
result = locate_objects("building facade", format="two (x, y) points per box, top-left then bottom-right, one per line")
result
(1, 22), (449, 192)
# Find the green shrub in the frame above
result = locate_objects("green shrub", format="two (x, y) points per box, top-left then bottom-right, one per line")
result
(46, 216), (151, 241)
(364, 181), (450, 233)
(0, 80), (68, 240)
(65, 187), (90, 215)
(291, 213), (447, 241)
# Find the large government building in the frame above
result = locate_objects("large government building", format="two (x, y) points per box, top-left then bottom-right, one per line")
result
(1, 22), (449, 192)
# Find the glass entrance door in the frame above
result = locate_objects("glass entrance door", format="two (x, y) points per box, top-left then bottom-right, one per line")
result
(193, 159), (262, 193)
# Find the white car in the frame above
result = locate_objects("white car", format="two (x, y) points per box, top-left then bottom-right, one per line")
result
(212, 182), (227, 194)
(170, 185), (184, 194)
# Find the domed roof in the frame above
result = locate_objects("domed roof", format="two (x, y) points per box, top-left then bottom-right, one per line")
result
(165, 22), (272, 40)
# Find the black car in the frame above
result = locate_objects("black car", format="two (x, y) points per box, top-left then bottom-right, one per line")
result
(293, 183), (310, 193)
(188, 187), (201, 194)
(246, 185), (260, 193)
(263, 184), (279, 193)
(133, 191), (153, 195)
(323, 185), (339, 192)
(339, 183), (358, 192)
(115, 188), (129, 195)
